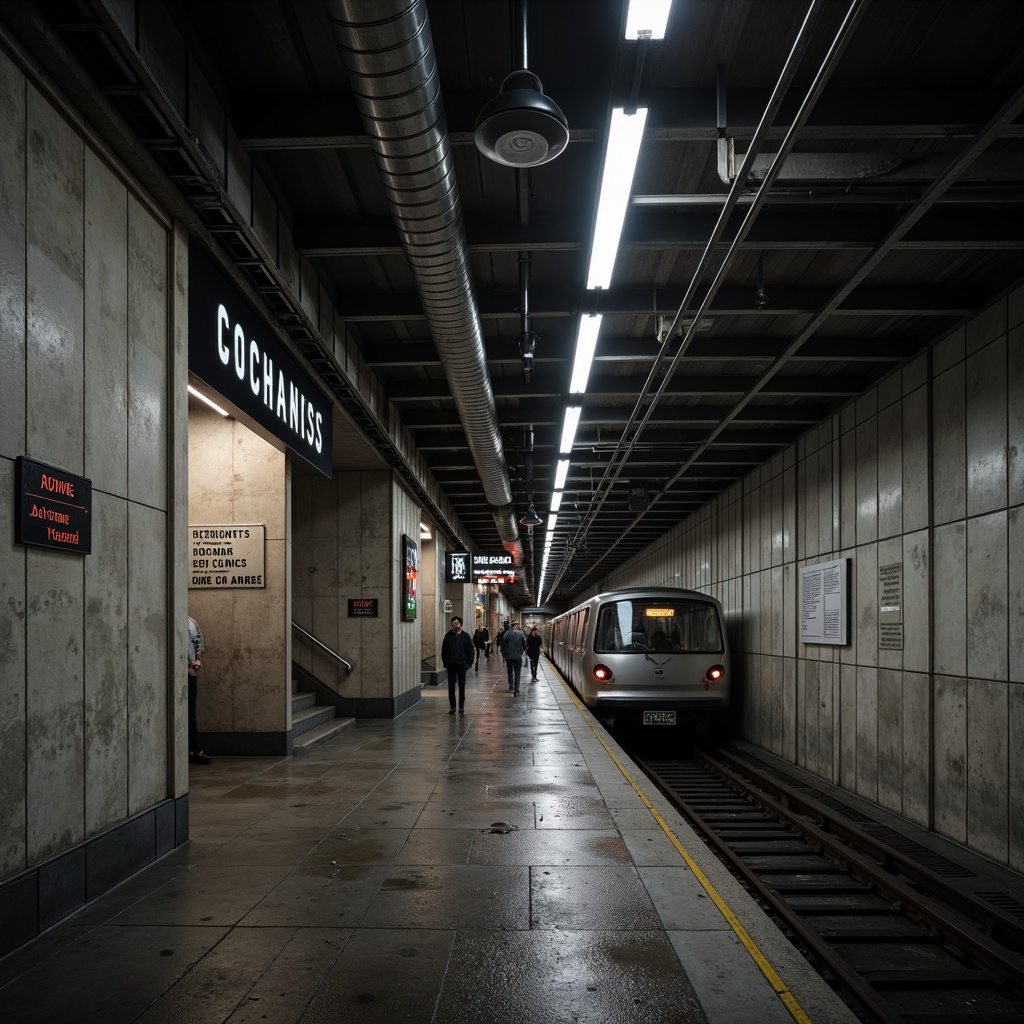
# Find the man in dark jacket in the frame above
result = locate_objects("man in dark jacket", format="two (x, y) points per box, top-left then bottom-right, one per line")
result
(525, 625), (542, 680)
(472, 624), (489, 669)
(441, 616), (475, 714)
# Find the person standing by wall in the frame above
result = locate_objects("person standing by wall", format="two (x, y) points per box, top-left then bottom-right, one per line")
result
(187, 616), (212, 764)
(441, 616), (475, 714)
(473, 623), (489, 670)
(502, 619), (527, 695)
(525, 625), (542, 681)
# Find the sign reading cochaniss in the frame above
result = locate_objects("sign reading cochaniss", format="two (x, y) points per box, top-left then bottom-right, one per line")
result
(188, 241), (333, 478)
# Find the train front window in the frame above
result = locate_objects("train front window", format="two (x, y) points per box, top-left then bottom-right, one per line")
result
(595, 598), (723, 654)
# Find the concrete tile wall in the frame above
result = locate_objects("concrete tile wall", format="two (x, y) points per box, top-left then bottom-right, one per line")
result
(393, 482), (425, 701)
(188, 410), (289, 736)
(597, 282), (1024, 869)
(0, 48), (180, 879)
(292, 468), (424, 707)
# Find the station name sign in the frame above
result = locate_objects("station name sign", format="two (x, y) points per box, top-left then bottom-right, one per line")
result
(446, 550), (518, 584)
(15, 457), (91, 555)
(473, 552), (514, 573)
(188, 240), (333, 479)
(446, 551), (471, 583)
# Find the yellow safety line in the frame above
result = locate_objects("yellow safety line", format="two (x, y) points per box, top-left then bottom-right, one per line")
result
(556, 672), (815, 1024)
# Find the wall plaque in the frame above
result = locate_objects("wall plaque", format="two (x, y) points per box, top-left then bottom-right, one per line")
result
(15, 457), (91, 555)
(189, 524), (265, 588)
(878, 561), (904, 650)
(799, 558), (849, 645)
(348, 598), (378, 617)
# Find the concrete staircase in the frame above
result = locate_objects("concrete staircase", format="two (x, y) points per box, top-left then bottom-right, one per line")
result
(291, 687), (354, 754)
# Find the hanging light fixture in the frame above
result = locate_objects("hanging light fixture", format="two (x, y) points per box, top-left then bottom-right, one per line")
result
(474, 0), (569, 167)
(519, 503), (543, 527)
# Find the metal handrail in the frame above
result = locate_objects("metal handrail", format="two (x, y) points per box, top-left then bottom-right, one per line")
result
(291, 622), (354, 673)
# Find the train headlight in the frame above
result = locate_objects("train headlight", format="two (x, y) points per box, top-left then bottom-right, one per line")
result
(593, 664), (613, 683)
(704, 664), (725, 690)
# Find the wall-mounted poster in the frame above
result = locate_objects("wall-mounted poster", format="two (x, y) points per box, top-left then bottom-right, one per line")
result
(799, 558), (849, 645)
(402, 534), (419, 621)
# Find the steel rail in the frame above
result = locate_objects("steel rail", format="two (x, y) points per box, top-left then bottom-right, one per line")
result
(635, 748), (1024, 1024)
(696, 749), (1024, 982)
(291, 621), (355, 673)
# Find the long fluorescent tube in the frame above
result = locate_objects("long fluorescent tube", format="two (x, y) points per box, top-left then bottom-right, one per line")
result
(547, 514), (558, 532)
(550, 491), (563, 513)
(188, 384), (229, 417)
(554, 458), (570, 490)
(625, 0), (672, 40)
(559, 406), (582, 454)
(569, 314), (603, 394)
(586, 106), (648, 290)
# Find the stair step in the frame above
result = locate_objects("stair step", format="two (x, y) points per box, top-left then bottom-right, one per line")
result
(292, 704), (336, 737)
(291, 691), (317, 713)
(293, 717), (355, 754)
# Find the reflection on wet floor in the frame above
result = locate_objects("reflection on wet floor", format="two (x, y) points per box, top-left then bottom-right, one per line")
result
(0, 656), (843, 1024)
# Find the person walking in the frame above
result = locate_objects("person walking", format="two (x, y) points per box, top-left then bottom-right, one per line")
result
(187, 615), (212, 764)
(494, 623), (507, 661)
(472, 624), (489, 670)
(525, 625), (542, 680)
(502, 619), (527, 695)
(441, 615), (475, 714)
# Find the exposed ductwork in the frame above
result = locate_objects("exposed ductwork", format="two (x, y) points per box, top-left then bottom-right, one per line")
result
(325, 0), (522, 561)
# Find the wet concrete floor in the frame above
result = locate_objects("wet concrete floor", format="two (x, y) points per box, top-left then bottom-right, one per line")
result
(0, 656), (857, 1024)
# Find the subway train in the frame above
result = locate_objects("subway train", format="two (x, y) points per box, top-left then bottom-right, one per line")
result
(544, 587), (731, 729)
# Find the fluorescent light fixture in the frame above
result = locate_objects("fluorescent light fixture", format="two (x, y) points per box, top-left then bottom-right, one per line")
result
(188, 384), (229, 417)
(547, 514), (558, 532)
(559, 406), (582, 454)
(550, 491), (563, 513)
(586, 106), (648, 290)
(554, 458), (570, 490)
(420, 522), (432, 539)
(569, 314), (603, 394)
(625, 0), (672, 40)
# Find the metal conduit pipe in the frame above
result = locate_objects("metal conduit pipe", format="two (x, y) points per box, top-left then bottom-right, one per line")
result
(325, 0), (522, 559)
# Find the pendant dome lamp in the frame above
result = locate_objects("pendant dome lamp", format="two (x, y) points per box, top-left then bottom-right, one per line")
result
(474, 1), (569, 167)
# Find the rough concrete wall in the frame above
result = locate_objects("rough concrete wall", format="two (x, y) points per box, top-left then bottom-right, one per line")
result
(0, 43), (181, 876)
(187, 407), (290, 736)
(594, 283), (1024, 871)
(292, 469), (414, 703)
(393, 481), (425, 701)
(420, 533), (439, 667)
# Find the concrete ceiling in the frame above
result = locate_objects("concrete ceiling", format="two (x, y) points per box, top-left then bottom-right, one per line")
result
(20, 0), (1024, 603)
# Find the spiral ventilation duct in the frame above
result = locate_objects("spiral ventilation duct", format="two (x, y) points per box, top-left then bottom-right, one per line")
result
(326, 0), (522, 559)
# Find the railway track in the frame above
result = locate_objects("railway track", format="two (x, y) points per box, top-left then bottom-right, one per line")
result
(630, 742), (1024, 1024)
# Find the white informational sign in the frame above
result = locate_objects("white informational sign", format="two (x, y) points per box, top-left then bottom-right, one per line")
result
(878, 561), (904, 650)
(189, 524), (266, 588)
(799, 558), (849, 645)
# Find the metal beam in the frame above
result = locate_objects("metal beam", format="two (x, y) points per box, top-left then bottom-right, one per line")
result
(336, 285), (978, 321)
(234, 87), (1024, 149)
(296, 208), (1023, 258)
